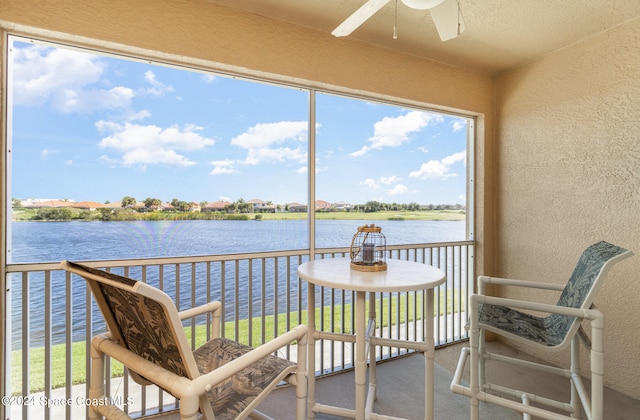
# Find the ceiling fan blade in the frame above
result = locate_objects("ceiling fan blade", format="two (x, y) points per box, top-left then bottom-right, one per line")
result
(429, 0), (465, 41)
(332, 0), (391, 37)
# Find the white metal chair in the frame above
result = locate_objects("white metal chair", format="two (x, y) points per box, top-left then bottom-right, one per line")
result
(60, 260), (308, 420)
(451, 241), (633, 420)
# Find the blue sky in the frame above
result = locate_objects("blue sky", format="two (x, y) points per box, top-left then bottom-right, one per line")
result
(10, 37), (468, 206)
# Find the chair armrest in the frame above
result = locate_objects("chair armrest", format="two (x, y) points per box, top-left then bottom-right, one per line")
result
(478, 275), (565, 295)
(178, 301), (222, 321)
(92, 333), (192, 397)
(179, 301), (222, 339)
(471, 294), (602, 320)
(192, 324), (308, 392)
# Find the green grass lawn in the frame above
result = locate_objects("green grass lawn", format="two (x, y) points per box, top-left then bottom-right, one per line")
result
(13, 289), (464, 394)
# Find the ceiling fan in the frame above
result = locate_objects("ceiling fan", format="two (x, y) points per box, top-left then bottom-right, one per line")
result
(332, 0), (465, 41)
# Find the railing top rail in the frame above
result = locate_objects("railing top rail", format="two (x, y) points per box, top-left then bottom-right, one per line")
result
(387, 240), (474, 249)
(5, 249), (310, 272)
(5, 240), (474, 273)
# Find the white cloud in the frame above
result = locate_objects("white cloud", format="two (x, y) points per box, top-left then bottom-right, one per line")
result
(99, 155), (118, 167)
(442, 151), (467, 166)
(202, 74), (216, 84)
(360, 175), (403, 191)
(205, 121), (310, 177)
(379, 175), (401, 185)
(127, 109), (152, 121)
(231, 121), (308, 165)
(388, 184), (408, 195)
(351, 111), (443, 157)
(12, 45), (134, 113)
(40, 148), (56, 159)
(54, 85), (134, 113)
(360, 178), (380, 189)
(121, 148), (195, 167)
(232, 121), (306, 149)
(452, 119), (466, 133)
(409, 151), (466, 180)
(97, 122), (215, 167)
(244, 146), (306, 166)
(210, 159), (239, 175)
(142, 70), (174, 96)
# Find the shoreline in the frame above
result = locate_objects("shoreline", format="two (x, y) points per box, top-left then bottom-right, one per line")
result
(11, 209), (466, 222)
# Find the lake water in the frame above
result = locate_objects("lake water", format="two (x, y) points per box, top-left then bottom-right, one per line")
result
(9, 219), (466, 348)
(10, 219), (466, 263)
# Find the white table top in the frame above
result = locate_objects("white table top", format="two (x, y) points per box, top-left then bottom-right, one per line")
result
(298, 257), (445, 293)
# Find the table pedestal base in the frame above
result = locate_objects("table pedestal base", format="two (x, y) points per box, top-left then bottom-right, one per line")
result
(307, 287), (436, 420)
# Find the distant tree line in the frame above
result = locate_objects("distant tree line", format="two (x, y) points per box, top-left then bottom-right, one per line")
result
(121, 196), (197, 212)
(118, 197), (464, 214)
(28, 207), (247, 222)
(15, 196), (465, 221)
(353, 201), (464, 213)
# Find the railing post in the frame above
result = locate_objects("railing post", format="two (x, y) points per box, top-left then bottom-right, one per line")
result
(469, 294), (480, 420)
(307, 282), (317, 420)
(591, 312), (605, 420)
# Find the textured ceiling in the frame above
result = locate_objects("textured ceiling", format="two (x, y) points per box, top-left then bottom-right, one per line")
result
(208, 0), (640, 75)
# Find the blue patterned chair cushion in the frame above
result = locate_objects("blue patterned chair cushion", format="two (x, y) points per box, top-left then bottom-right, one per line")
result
(478, 304), (566, 346)
(479, 241), (628, 347)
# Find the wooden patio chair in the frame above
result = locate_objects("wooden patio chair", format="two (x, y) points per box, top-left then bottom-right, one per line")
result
(60, 260), (308, 420)
(451, 241), (633, 420)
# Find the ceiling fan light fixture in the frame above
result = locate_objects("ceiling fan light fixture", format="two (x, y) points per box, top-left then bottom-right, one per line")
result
(400, 0), (446, 10)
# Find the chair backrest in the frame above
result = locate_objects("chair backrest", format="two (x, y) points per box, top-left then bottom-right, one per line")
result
(546, 241), (632, 343)
(60, 260), (200, 382)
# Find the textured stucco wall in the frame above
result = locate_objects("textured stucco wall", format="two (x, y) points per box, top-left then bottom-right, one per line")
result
(495, 17), (640, 397)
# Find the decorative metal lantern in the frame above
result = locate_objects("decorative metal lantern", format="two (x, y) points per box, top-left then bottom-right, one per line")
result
(349, 224), (387, 271)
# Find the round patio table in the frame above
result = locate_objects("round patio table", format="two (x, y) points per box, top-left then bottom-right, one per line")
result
(298, 257), (445, 420)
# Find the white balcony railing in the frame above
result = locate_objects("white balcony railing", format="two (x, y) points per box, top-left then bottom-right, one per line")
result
(5, 241), (473, 419)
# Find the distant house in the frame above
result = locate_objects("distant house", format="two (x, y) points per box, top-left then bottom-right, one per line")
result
(247, 199), (275, 213)
(202, 201), (231, 212)
(20, 198), (65, 207)
(23, 199), (77, 209)
(333, 201), (353, 211)
(315, 200), (332, 211)
(247, 198), (265, 210)
(287, 202), (307, 212)
(73, 201), (104, 211)
(103, 202), (124, 209)
(22, 199), (108, 211)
